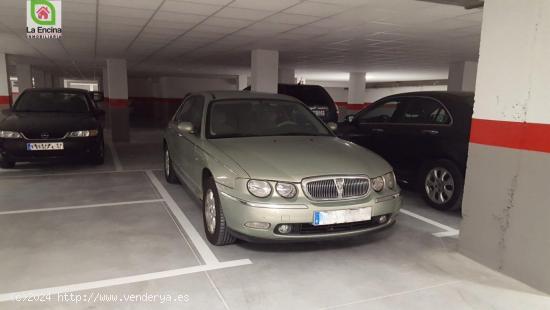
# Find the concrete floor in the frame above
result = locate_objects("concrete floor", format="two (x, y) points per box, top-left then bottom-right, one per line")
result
(0, 129), (549, 309)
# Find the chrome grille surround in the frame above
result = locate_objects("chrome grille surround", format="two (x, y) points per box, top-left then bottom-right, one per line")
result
(302, 175), (371, 201)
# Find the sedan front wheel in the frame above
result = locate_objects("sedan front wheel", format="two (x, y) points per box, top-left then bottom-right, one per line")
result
(421, 160), (463, 211)
(203, 177), (236, 246)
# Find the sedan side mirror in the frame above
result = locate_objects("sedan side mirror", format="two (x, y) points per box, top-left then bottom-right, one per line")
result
(345, 114), (355, 123)
(327, 122), (338, 131)
(177, 121), (194, 134)
(91, 91), (104, 102)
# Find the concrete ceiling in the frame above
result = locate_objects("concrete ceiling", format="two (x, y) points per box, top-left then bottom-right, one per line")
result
(0, 0), (482, 82)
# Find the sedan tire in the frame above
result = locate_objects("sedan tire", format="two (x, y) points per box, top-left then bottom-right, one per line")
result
(420, 159), (463, 211)
(0, 157), (15, 169)
(164, 146), (179, 184)
(203, 177), (236, 246)
(90, 142), (105, 165)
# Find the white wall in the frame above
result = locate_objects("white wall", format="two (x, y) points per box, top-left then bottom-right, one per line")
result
(128, 76), (236, 98)
(324, 84), (448, 103)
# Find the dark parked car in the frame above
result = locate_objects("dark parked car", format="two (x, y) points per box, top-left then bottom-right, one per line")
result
(0, 88), (105, 168)
(338, 91), (474, 211)
(244, 84), (338, 123)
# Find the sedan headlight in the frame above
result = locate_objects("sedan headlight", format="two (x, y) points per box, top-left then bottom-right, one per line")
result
(68, 130), (99, 138)
(275, 182), (297, 198)
(372, 176), (385, 192)
(247, 180), (272, 198)
(383, 172), (396, 190)
(0, 130), (22, 139)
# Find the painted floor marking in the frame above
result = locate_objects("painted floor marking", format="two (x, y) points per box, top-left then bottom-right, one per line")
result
(145, 170), (220, 265)
(0, 199), (164, 216)
(400, 208), (460, 237)
(0, 259), (252, 303)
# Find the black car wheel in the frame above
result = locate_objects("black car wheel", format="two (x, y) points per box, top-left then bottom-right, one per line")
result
(420, 159), (463, 211)
(164, 147), (179, 184)
(0, 157), (15, 169)
(203, 177), (236, 246)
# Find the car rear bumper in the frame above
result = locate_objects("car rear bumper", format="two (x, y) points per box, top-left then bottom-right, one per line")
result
(219, 190), (402, 241)
(0, 137), (102, 162)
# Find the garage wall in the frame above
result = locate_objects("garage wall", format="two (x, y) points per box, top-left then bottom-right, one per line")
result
(460, 0), (550, 293)
(127, 76), (237, 126)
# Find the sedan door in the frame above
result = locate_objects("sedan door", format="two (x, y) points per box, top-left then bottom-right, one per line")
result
(388, 96), (454, 176)
(347, 97), (409, 161)
(170, 95), (205, 191)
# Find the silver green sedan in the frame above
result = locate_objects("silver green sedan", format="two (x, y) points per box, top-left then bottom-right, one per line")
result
(163, 91), (402, 245)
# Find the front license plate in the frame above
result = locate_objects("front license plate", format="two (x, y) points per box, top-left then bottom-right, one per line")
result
(27, 143), (64, 151)
(313, 207), (372, 226)
(312, 109), (326, 117)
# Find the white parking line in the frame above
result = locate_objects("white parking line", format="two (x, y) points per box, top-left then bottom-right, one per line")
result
(400, 209), (459, 237)
(106, 139), (123, 172)
(145, 170), (220, 265)
(0, 259), (253, 303)
(0, 169), (162, 179)
(320, 280), (461, 309)
(0, 199), (165, 216)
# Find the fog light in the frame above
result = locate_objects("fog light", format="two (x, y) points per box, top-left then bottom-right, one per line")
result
(244, 222), (271, 230)
(277, 224), (292, 234)
(378, 215), (388, 224)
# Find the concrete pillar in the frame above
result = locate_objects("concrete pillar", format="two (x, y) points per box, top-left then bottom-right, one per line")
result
(348, 72), (366, 104)
(43, 72), (53, 88)
(278, 67), (296, 84)
(237, 74), (248, 90)
(33, 69), (45, 88)
(0, 54), (10, 116)
(16, 64), (32, 96)
(106, 59), (129, 142)
(448, 61), (478, 92)
(251, 49), (278, 93)
(460, 0), (550, 294)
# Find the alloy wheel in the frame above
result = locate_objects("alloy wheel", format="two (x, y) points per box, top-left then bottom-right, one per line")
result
(425, 167), (455, 204)
(204, 189), (217, 234)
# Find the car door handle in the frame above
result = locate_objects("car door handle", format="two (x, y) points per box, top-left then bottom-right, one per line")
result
(421, 130), (439, 135)
(371, 128), (384, 133)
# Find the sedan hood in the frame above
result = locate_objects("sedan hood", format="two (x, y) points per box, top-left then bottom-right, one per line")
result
(0, 112), (98, 137)
(209, 136), (392, 182)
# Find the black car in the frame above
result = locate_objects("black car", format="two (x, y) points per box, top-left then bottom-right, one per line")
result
(0, 88), (105, 168)
(338, 91), (474, 211)
(244, 84), (339, 123)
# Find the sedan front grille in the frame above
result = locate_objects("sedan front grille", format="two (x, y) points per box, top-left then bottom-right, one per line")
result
(302, 176), (370, 201)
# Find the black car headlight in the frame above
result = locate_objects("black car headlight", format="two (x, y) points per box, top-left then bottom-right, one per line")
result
(0, 130), (22, 139)
(68, 130), (99, 138)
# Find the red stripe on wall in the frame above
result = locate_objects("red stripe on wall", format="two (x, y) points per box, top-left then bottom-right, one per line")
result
(129, 97), (182, 104)
(470, 118), (550, 153)
(0, 95), (10, 105)
(335, 102), (371, 111)
(107, 98), (129, 108)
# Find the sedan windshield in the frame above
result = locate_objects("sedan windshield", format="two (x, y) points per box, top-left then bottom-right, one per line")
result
(13, 91), (90, 113)
(207, 99), (331, 139)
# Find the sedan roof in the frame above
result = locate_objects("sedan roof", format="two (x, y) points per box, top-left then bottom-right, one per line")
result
(202, 90), (299, 102)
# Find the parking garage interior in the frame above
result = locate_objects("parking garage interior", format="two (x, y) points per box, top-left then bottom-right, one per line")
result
(1, 0), (550, 309)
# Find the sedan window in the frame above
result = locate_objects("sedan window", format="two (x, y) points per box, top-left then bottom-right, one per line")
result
(207, 99), (331, 139)
(395, 98), (451, 125)
(14, 91), (90, 113)
(356, 100), (402, 123)
(176, 96), (204, 133)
